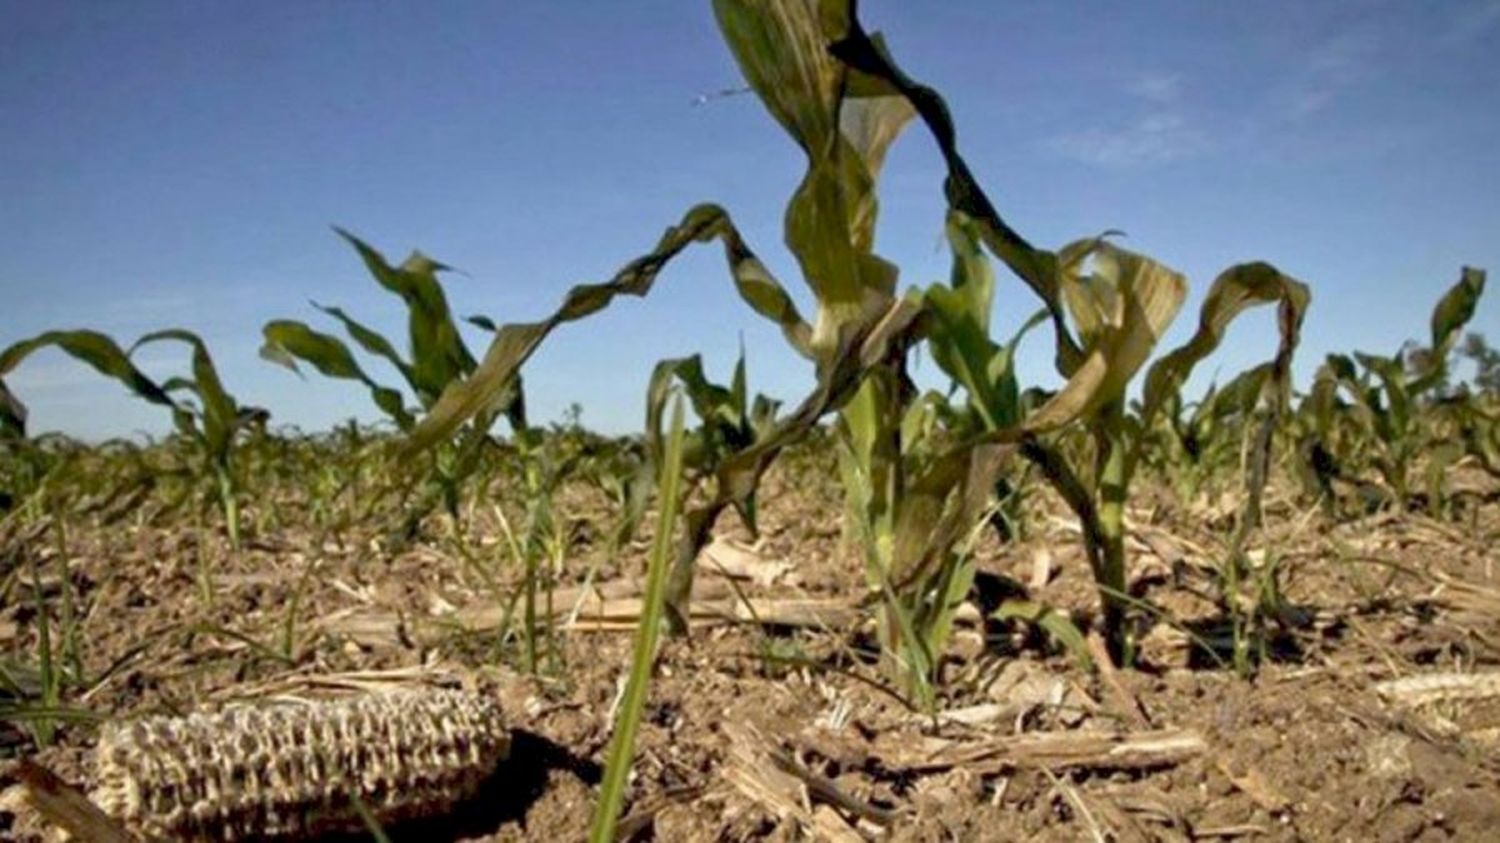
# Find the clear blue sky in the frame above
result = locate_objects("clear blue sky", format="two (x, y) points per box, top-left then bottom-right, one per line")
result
(4, 1), (1498, 439)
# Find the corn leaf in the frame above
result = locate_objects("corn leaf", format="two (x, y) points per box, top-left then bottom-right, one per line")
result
(1430, 267), (1486, 360)
(0, 330), (176, 410)
(0, 378), (26, 438)
(1411, 266), (1486, 394)
(1141, 262), (1310, 429)
(333, 229), (474, 406)
(1016, 241), (1187, 435)
(828, 15), (1083, 375)
(715, 0), (913, 352)
(406, 203), (812, 454)
(310, 301), (418, 392)
(260, 320), (414, 429)
(131, 329), (240, 463)
(994, 599), (1092, 670)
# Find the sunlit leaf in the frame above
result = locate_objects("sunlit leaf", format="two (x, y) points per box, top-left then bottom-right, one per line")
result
(406, 204), (813, 454)
(0, 330), (175, 410)
(260, 320), (414, 429)
(1141, 262), (1310, 429)
(333, 229), (473, 406)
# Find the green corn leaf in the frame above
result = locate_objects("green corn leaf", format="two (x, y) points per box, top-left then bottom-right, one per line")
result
(644, 352), (782, 545)
(589, 395), (687, 843)
(405, 203), (812, 454)
(994, 599), (1092, 670)
(1015, 241), (1187, 435)
(888, 244), (1183, 593)
(1189, 363), (1273, 432)
(0, 330), (176, 410)
(333, 229), (474, 406)
(1140, 262), (1310, 430)
(260, 320), (414, 429)
(945, 212), (996, 331)
(925, 284), (1006, 430)
(828, 14), (1083, 376)
(131, 329), (241, 464)
(715, 0), (913, 352)
(0, 377), (26, 438)
(310, 301), (418, 393)
(1354, 351), (1411, 439)
(710, 0), (841, 155)
(1430, 267), (1486, 359)
(924, 217), (1047, 433)
(1411, 266), (1487, 394)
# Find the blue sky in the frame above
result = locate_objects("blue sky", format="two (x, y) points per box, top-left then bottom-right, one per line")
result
(3, 0), (1498, 439)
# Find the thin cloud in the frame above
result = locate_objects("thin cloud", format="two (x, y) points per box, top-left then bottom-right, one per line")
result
(1276, 29), (1378, 120)
(1047, 71), (1204, 167)
(1049, 113), (1206, 167)
(1125, 72), (1182, 104)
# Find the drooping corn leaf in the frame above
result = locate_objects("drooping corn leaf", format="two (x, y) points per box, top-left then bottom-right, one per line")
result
(0, 330), (176, 410)
(406, 203), (813, 454)
(1015, 241), (1187, 435)
(828, 15), (1083, 375)
(715, 0), (913, 353)
(889, 241), (1185, 590)
(0, 378), (26, 438)
(1141, 262), (1310, 429)
(310, 301), (418, 392)
(884, 238), (1187, 576)
(1431, 267), (1486, 360)
(260, 320), (414, 429)
(132, 329), (240, 465)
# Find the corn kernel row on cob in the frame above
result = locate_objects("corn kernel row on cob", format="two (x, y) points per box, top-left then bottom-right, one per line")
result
(91, 689), (509, 841)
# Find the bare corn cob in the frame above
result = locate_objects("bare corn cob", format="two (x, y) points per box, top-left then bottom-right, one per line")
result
(91, 688), (509, 841)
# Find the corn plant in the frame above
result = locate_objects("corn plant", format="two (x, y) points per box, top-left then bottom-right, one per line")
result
(920, 219), (1310, 663)
(377, 1), (1317, 684)
(260, 230), (526, 538)
(0, 329), (258, 548)
(1140, 366), (1271, 505)
(1306, 268), (1486, 512)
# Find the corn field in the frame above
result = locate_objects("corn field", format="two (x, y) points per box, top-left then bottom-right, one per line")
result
(3, 2), (1498, 841)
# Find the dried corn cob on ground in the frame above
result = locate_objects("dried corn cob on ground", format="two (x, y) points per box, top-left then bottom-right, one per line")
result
(91, 689), (509, 842)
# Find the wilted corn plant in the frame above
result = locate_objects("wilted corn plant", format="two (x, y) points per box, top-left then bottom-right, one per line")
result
(0, 329), (260, 548)
(386, 0), (1307, 685)
(1303, 268), (1486, 514)
(260, 230), (526, 540)
(91, 688), (509, 841)
(826, 12), (1313, 667)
